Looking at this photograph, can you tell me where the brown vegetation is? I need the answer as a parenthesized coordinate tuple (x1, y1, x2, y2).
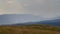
(0, 24, 60, 34)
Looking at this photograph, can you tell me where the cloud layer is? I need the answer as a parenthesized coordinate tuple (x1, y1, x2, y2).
(0, 0, 60, 18)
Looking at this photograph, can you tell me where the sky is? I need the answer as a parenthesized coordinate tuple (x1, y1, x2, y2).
(0, 0, 60, 21)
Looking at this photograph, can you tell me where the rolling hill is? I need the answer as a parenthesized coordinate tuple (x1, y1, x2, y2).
(0, 14, 60, 34)
(7, 19, 60, 26)
(0, 14, 43, 25)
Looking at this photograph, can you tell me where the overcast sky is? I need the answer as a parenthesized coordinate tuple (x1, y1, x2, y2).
(0, 0, 60, 19)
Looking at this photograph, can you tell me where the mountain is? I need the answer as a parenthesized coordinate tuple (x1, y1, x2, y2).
(0, 14, 43, 25)
(0, 14, 60, 26)
(36, 19, 60, 26)
(9, 19, 60, 26)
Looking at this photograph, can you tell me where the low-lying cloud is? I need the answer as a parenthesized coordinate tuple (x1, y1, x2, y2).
(0, 0, 60, 19)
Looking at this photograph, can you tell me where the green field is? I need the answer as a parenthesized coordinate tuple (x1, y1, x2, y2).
(0, 24, 60, 34)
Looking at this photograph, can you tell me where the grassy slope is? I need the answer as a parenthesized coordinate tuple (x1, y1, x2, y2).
(0, 24, 60, 34)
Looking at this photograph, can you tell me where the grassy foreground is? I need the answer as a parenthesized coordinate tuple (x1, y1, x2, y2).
(0, 24, 60, 34)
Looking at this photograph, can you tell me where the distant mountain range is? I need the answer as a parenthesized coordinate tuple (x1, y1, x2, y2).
(36, 19, 60, 26)
(6, 19, 60, 26)
(0, 14, 43, 25)
(0, 14, 60, 26)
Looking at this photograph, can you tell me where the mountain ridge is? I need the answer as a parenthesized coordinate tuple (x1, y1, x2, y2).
(8, 19, 60, 26)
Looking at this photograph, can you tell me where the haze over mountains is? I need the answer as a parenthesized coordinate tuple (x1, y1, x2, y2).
(36, 19, 60, 26)
(10, 19, 60, 26)
(0, 14, 44, 25)
(0, 14, 60, 26)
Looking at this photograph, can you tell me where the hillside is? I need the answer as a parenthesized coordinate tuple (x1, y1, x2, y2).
(0, 14, 43, 25)
(0, 24, 60, 34)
